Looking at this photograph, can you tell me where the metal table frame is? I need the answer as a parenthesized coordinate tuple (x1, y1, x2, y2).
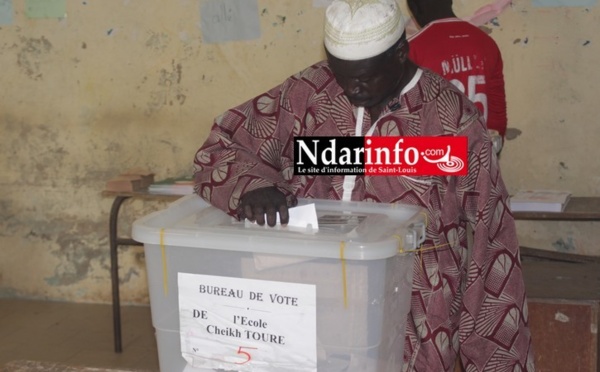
(103, 191, 180, 353)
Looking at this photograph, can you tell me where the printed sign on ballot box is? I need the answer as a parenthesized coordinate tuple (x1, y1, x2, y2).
(178, 273, 317, 371)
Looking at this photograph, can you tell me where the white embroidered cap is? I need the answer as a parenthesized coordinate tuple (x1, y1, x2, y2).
(324, 0, 405, 61)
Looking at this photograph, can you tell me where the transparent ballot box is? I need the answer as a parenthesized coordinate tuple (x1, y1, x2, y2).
(132, 195, 424, 372)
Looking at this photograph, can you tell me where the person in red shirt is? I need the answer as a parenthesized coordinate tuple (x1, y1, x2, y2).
(407, 0, 507, 151)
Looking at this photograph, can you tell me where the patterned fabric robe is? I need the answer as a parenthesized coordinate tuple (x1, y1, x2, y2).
(193, 62, 534, 371)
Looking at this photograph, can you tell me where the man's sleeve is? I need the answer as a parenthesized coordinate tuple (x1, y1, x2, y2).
(485, 44, 508, 138)
(193, 84, 296, 217)
(456, 116, 534, 369)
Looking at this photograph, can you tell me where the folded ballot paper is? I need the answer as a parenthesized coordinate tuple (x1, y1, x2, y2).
(244, 203, 319, 233)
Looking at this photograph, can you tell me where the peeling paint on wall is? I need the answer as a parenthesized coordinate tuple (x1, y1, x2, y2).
(145, 31, 171, 52)
(0, 0, 329, 306)
(146, 59, 187, 115)
(513, 37, 529, 45)
(119, 267, 141, 285)
(552, 236, 576, 252)
(273, 15, 287, 27)
(20, 218, 106, 286)
(0, 200, 19, 237)
(17, 36, 52, 80)
(0, 287, 18, 298)
(505, 128, 522, 141)
(2, 121, 73, 187)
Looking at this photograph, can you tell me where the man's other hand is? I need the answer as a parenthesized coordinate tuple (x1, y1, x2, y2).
(238, 187, 290, 227)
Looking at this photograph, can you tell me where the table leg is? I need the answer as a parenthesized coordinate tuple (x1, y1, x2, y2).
(109, 196, 130, 353)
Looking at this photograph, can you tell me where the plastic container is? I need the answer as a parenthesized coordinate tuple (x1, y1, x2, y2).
(132, 195, 424, 372)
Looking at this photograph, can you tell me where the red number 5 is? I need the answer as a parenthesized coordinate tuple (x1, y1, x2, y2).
(235, 346, 257, 364)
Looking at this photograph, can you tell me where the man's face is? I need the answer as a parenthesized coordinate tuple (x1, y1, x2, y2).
(327, 44, 404, 108)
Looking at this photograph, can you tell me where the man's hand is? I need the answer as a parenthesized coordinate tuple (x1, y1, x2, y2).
(238, 187, 291, 227)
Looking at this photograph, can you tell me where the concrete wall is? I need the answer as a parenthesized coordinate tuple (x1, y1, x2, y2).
(0, 0, 598, 304)
(489, 3, 600, 255)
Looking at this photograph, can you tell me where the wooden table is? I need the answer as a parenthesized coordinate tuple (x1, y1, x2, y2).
(512, 196, 600, 221)
(514, 196, 600, 371)
(101, 190, 181, 353)
(517, 196, 600, 302)
(512, 196, 600, 263)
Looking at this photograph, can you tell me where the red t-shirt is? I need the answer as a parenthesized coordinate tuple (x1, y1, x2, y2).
(409, 18, 507, 137)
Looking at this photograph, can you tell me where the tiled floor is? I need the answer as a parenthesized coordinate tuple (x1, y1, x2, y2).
(0, 299, 159, 371)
